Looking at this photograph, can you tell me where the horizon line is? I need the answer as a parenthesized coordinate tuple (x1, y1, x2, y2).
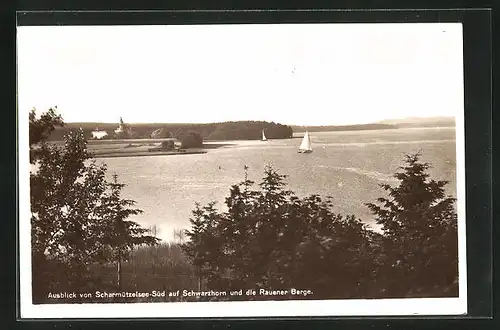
(61, 115, 456, 127)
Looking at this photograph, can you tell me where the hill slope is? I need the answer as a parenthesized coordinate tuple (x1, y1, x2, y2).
(47, 121, 293, 141)
(377, 116, 456, 128)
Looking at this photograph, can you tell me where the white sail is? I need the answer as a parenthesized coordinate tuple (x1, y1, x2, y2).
(298, 131, 312, 153)
(262, 129, 267, 141)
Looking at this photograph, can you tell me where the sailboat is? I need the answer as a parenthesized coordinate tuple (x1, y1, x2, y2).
(298, 131, 313, 153)
(261, 129, 267, 141)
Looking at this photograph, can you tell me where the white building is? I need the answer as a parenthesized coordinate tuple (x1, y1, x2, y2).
(115, 117, 125, 134)
(91, 129, 108, 139)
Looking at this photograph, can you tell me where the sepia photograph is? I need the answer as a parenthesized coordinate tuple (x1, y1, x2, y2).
(18, 22, 467, 318)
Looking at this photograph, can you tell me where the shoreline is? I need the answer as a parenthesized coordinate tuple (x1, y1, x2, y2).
(55, 127, 454, 159)
(93, 151, 207, 159)
(91, 142, 235, 159)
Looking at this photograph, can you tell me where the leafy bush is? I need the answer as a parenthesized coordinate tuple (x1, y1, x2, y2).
(160, 140, 175, 150)
(182, 166, 381, 300)
(176, 131, 203, 149)
(29, 110, 159, 303)
(183, 155, 458, 300)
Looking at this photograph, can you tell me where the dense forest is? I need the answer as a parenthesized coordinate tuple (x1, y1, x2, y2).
(29, 107, 458, 304)
(45, 120, 293, 142)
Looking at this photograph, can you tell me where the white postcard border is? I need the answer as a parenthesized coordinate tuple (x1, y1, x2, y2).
(18, 22, 468, 319)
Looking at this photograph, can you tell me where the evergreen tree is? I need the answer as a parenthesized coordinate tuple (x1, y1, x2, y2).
(183, 156, 457, 301)
(98, 173, 159, 290)
(29, 109, 158, 302)
(366, 152, 458, 297)
(182, 202, 228, 295)
(182, 165, 378, 300)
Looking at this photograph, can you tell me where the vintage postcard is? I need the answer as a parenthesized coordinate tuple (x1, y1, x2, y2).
(18, 22, 467, 318)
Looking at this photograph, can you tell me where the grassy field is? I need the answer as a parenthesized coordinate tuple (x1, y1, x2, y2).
(69, 140, 235, 158)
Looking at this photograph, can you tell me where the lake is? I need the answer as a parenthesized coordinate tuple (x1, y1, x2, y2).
(97, 127, 457, 242)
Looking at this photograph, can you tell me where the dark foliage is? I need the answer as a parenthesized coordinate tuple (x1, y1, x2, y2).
(29, 110, 159, 303)
(183, 154, 458, 300)
(160, 140, 175, 151)
(366, 152, 458, 297)
(182, 166, 382, 300)
(44, 121, 293, 141)
(174, 130, 203, 149)
(29, 106, 64, 162)
(207, 121, 293, 140)
(84, 243, 197, 303)
(29, 106, 64, 147)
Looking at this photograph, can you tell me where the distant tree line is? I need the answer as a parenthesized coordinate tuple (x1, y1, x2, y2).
(207, 121, 293, 140)
(41, 120, 293, 142)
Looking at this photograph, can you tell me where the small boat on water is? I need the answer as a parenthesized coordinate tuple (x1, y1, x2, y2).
(298, 131, 313, 153)
(261, 129, 267, 141)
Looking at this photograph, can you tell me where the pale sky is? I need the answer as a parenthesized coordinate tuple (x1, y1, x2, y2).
(17, 23, 464, 126)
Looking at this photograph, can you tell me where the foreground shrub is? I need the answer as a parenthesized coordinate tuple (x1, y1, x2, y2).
(183, 153, 458, 300)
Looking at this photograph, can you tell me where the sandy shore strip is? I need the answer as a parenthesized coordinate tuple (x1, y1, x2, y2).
(88, 141, 237, 158)
(92, 150, 208, 159)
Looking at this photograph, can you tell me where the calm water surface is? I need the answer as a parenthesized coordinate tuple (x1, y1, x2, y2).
(98, 127, 457, 242)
